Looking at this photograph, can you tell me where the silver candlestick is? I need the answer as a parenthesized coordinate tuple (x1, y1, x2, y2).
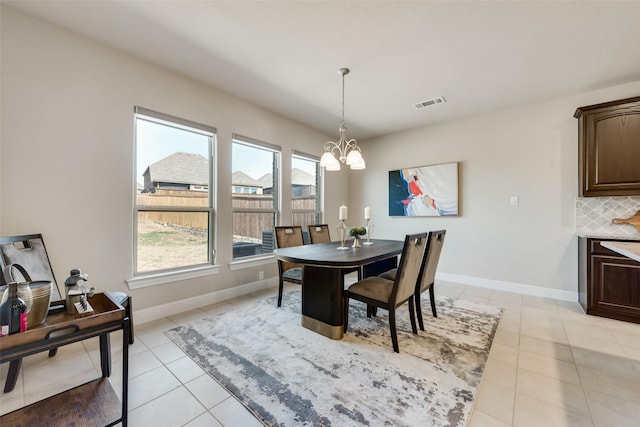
(363, 219, 374, 245)
(337, 220, 349, 250)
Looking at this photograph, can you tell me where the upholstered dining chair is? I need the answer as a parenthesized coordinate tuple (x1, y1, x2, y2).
(344, 232, 427, 353)
(307, 224, 331, 244)
(274, 226, 305, 307)
(308, 224, 362, 282)
(379, 230, 446, 331)
(413, 230, 446, 330)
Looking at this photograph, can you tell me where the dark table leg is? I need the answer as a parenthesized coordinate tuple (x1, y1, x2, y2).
(121, 318, 129, 426)
(301, 266, 345, 339)
(99, 334, 111, 378)
(3, 359, 22, 393)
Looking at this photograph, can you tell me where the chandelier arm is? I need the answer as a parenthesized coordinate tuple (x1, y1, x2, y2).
(344, 138, 359, 151)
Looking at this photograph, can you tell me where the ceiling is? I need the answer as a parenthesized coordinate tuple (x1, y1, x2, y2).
(7, 0, 640, 139)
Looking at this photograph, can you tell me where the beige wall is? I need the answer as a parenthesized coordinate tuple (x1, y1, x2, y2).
(352, 80, 640, 298)
(0, 6, 349, 311)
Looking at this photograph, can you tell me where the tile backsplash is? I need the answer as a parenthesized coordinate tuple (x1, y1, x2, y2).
(576, 196, 640, 238)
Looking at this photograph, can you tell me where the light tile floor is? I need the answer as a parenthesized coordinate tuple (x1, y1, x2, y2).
(1, 281, 640, 426)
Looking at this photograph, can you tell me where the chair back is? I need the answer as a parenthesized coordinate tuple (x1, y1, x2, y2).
(391, 232, 427, 305)
(308, 224, 331, 244)
(274, 226, 304, 271)
(418, 230, 446, 292)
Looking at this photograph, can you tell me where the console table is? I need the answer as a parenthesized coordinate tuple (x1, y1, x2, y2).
(0, 293, 130, 426)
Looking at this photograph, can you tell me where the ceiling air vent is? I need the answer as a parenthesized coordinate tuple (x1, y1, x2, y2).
(414, 96, 447, 110)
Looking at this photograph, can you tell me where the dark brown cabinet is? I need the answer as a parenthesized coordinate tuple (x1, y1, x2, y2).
(579, 237, 640, 323)
(575, 96, 640, 196)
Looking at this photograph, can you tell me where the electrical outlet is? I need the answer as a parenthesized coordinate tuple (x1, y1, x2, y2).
(259, 271, 264, 280)
(510, 195, 519, 206)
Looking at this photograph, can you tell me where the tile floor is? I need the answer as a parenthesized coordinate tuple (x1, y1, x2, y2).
(1, 281, 640, 426)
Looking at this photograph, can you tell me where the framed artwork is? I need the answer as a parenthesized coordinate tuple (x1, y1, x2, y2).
(388, 162, 459, 217)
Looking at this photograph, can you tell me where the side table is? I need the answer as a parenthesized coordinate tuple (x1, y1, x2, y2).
(0, 293, 130, 426)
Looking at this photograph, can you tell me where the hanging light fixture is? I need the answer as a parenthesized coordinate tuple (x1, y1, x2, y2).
(320, 68, 365, 171)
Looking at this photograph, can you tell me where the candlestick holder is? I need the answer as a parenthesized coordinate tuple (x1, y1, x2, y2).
(336, 220, 349, 250)
(363, 219, 375, 245)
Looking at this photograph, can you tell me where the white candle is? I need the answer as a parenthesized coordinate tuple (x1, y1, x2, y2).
(339, 205, 348, 220)
(364, 206, 371, 220)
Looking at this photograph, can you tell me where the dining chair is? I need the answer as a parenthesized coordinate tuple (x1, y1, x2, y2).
(307, 224, 362, 282)
(344, 232, 427, 353)
(307, 224, 331, 244)
(274, 226, 305, 307)
(378, 230, 446, 330)
(414, 230, 446, 330)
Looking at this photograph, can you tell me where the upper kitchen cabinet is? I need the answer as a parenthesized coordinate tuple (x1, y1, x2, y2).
(575, 96, 640, 197)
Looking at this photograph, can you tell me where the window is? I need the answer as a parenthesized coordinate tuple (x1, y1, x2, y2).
(291, 152, 321, 228)
(134, 107, 216, 274)
(232, 135, 280, 259)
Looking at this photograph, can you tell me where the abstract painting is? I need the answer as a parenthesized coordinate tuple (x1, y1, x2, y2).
(389, 162, 459, 216)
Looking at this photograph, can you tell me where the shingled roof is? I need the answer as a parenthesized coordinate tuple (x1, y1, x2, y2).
(145, 152, 208, 185)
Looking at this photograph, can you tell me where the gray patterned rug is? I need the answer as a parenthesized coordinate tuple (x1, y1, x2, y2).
(165, 290, 502, 426)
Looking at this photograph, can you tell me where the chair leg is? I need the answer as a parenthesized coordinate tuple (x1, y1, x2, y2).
(429, 285, 437, 318)
(415, 293, 425, 331)
(389, 309, 399, 353)
(277, 278, 284, 307)
(408, 298, 418, 334)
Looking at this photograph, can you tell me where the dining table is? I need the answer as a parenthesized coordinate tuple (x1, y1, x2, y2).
(273, 239, 404, 339)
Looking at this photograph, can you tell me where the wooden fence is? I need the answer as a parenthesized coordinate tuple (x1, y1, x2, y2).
(137, 189, 317, 239)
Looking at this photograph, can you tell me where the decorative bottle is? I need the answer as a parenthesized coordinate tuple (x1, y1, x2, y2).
(0, 282, 28, 336)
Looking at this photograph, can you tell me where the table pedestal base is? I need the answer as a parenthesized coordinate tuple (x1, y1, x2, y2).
(301, 315, 344, 340)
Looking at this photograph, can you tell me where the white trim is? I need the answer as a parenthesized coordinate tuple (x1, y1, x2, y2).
(127, 265, 221, 289)
(229, 255, 276, 271)
(134, 277, 278, 325)
(437, 272, 578, 302)
(133, 271, 578, 326)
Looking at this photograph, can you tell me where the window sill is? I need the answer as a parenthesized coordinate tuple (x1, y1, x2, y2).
(229, 255, 275, 271)
(127, 264, 221, 289)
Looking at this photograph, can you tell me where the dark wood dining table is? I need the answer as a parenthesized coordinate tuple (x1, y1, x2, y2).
(273, 239, 403, 339)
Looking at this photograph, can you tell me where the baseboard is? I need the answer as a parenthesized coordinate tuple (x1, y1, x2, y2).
(135, 277, 278, 325)
(436, 272, 578, 302)
(135, 273, 578, 326)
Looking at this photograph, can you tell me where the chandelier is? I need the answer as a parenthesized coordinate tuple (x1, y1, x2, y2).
(320, 68, 365, 171)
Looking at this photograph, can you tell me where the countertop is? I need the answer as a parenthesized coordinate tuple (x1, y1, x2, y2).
(601, 241, 640, 263)
(577, 233, 640, 241)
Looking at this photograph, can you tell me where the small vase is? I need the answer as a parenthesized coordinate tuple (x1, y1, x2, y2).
(352, 236, 362, 248)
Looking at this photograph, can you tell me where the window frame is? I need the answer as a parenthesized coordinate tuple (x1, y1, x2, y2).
(291, 151, 322, 226)
(131, 106, 217, 281)
(231, 134, 281, 261)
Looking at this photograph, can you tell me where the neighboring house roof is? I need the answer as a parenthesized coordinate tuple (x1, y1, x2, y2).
(232, 171, 261, 187)
(145, 152, 208, 185)
(292, 168, 315, 186)
(232, 168, 315, 188)
(257, 173, 273, 189)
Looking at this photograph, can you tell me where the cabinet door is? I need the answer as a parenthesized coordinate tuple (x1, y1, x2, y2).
(590, 255, 640, 322)
(580, 100, 640, 196)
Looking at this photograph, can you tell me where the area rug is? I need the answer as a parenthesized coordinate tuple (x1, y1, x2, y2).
(165, 290, 502, 426)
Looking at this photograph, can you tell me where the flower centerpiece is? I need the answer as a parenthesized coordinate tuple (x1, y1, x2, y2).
(348, 226, 367, 247)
